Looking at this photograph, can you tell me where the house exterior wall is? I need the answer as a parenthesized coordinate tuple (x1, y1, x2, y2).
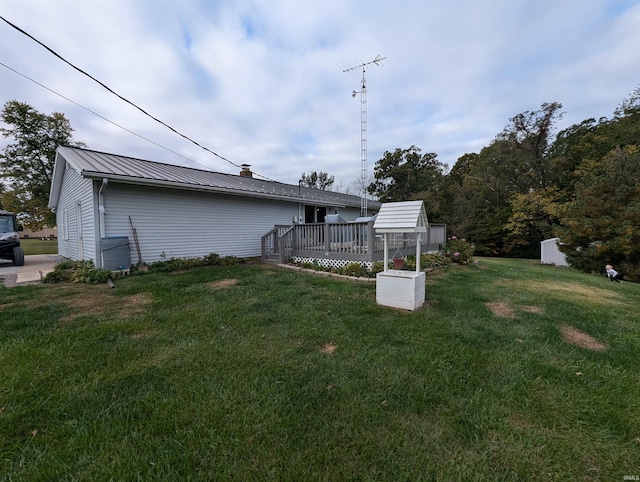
(102, 182, 302, 264)
(55, 163, 96, 262)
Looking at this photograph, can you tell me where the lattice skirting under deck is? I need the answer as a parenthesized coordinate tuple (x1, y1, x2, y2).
(292, 257, 375, 271)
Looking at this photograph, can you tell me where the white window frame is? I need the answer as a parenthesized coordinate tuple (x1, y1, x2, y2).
(62, 209, 69, 240)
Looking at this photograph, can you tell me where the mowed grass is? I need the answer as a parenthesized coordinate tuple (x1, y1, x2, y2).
(1, 258, 638, 480)
(19, 238, 58, 255)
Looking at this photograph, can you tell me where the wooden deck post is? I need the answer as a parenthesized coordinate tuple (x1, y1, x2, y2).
(278, 232, 285, 262)
(367, 221, 375, 263)
(324, 222, 330, 254)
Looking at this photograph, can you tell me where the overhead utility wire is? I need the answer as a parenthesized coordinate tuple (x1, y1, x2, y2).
(1, 62, 202, 167)
(0, 15, 276, 182)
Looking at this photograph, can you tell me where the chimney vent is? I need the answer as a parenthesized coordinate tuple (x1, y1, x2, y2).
(240, 164, 252, 178)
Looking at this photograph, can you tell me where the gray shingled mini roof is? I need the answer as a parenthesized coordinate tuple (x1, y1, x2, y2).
(373, 200, 428, 233)
(49, 147, 381, 211)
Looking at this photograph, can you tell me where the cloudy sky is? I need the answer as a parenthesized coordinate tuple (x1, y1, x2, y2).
(1, 0, 639, 189)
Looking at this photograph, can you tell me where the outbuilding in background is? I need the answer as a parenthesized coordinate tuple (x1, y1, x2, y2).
(541, 238, 569, 267)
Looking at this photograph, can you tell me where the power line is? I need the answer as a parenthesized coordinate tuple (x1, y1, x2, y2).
(1, 63, 276, 182)
(0, 15, 277, 182)
(1, 62, 202, 168)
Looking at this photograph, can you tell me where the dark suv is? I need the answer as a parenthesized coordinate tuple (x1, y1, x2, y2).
(0, 210, 25, 266)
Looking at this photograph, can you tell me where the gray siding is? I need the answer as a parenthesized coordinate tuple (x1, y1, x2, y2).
(55, 163, 96, 261)
(103, 183, 299, 264)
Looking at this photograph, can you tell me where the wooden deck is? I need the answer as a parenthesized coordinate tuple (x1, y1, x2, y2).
(261, 221, 446, 265)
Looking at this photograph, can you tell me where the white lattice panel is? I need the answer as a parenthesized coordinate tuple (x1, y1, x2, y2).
(293, 257, 374, 271)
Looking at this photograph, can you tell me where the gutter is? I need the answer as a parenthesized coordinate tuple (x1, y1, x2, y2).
(81, 171, 357, 209)
(98, 178, 108, 238)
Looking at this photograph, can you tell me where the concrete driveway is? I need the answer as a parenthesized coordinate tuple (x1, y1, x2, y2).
(0, 254, 59, 287)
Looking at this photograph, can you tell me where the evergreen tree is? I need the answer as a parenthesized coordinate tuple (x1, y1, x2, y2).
(299, 171, 335, 190)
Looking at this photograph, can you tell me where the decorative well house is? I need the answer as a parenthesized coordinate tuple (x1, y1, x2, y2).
(373, 201, 429, 311)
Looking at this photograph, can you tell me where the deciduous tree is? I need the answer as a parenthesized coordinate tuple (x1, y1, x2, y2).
(299, 171, 335, 190)
(504, 187, 563, 257)
(367, 146, 445, 213)
(497, 102, 563, 190)
(556, 145, 640, 281)
(0, 100, 84, 228)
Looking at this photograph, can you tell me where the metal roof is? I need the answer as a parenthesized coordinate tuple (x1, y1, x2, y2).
(50, 147, 381, 210)
(373, 200, 429, 233)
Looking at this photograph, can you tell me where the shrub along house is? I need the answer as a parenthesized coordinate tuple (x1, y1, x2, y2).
(48, 146, 381, 269)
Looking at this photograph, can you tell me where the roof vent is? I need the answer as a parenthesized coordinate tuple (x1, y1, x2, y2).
(240, 164, 252, 178)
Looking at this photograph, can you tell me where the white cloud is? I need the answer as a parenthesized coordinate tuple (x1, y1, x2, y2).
(1, 0, 638, 187)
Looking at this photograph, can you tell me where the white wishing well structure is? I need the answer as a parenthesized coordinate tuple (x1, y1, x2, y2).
(373, 200, 428, 311)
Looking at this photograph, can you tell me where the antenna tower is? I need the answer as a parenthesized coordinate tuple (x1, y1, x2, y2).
(343, 54, 386, 217)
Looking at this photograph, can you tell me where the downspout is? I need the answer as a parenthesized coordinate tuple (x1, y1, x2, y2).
(98, 178, 108, 239)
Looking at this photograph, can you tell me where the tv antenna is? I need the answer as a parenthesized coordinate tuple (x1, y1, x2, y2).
(343, 54, 386, 217)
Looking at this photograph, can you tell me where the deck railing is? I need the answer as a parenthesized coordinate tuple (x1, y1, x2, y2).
(261, 225, 293, 263)
(262, 221, 446, 265)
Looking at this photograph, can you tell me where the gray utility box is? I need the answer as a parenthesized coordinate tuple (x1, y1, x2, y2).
(101, 236, 131, 270)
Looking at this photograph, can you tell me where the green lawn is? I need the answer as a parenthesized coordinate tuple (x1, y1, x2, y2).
(1, 258, 638, 480)
(19, 238, 58, 255)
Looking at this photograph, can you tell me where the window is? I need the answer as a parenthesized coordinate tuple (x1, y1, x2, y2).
(304, 205, 327, 223)
(62, 209, 69, 240)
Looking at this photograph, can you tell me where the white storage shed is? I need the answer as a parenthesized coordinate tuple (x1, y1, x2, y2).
(540, 238, 569, 266)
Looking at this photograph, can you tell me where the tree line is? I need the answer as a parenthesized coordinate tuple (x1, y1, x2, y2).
(367, 88, 639, 280)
